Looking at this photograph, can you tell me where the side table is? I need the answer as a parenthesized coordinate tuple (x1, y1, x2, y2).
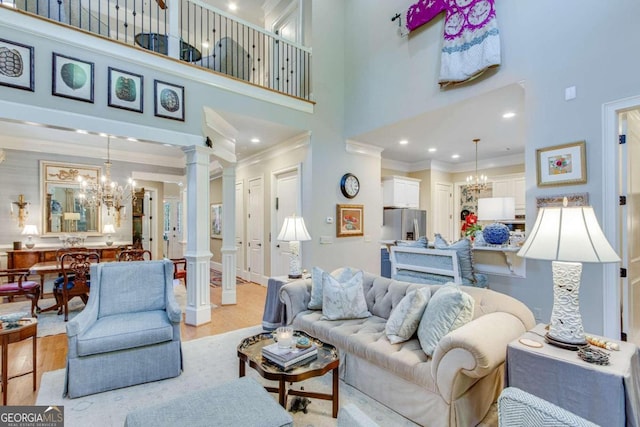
(262, 276, 293, 331)
(1, 318, 37, 405)
(506, 324, 640, 426)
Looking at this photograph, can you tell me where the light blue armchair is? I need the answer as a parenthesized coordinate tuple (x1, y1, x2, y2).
(64, 260, 182, 398)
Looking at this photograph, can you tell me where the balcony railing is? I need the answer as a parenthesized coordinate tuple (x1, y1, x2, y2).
(4, 0, 312, 101)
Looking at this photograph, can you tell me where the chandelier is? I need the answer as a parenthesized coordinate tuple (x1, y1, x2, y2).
(78, 137, 136, 217)
(466, 138, 488, 192)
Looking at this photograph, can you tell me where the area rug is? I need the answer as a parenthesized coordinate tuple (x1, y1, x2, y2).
(0, 284, 188, 337)
(36, 325, 424, 427)
(210, 268, 249, 287)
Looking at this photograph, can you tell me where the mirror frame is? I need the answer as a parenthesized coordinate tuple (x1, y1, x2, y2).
(40, 161, 103, 236)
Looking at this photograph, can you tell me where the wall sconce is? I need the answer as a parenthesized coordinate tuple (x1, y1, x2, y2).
(10, 194, 30, 229)
(114, 205, 126, 228)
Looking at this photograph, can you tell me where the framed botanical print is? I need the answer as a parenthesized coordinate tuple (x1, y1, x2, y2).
(211, 203, 222, 239)
(108, 67, 143, 113)
(154, 80, 185, 121)
(0, 38, 34, 91)
(52, 53, 94, 103)
(336, 204, 364, 237)
(536, 141, 587, 187)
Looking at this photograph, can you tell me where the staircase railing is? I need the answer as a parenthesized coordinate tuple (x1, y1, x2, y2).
(2, 0, 312, 101)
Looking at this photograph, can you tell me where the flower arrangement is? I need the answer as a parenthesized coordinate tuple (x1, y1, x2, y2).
(461, 212, 482, 237)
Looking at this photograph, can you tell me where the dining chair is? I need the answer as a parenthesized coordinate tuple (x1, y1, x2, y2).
(0, 269, 41, 317)
(56, 251, 100, 321)
(171, 258, 187, 286)
(117, 249, 152, 262)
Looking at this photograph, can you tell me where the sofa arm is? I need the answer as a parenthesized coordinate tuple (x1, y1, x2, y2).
(279, 279, 312, 325)
(430, 312, 529, 403)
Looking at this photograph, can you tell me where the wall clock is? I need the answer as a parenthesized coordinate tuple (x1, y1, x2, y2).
(340, 173, 360, 199)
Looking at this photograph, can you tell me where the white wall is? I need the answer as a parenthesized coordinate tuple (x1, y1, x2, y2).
(344, 0, 640, 334)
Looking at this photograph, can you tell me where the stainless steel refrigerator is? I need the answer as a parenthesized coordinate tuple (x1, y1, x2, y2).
(382, 208, 427, 241)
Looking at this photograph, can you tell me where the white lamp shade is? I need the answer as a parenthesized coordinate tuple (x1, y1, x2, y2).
(63, 212, 81, 221)
(477, 197, 515, 221)
(517, 206, 620, 263)
(21, 224, 39, 235)
(103, 224, 116, 234)
(277, 216, 311, 242)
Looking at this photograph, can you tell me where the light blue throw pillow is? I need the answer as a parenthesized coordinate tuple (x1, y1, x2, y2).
(434, 234, 477, 285)
(385, 287, 431, 344)
(308, 267, 357, 310)
(417, 284, 474, 357)
(321, 270, 371, 321)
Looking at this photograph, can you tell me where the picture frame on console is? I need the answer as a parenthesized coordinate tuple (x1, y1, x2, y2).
(336, 204, 363, 238)
(536, 140, 587, 187)
(154, 80, 185, 121)
(0, 38, 34, 92)
(108, 67, 144, 113)
(52, 53, 94, 103)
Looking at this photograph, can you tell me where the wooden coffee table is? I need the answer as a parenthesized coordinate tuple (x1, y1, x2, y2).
(237, 331, 340, 418)
(0, 316, 37, 405)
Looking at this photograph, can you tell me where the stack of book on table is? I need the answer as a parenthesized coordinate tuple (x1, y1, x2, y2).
(262, 342, 318, 370)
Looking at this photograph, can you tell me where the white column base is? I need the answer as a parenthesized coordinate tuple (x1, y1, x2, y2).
(221, 246, 237, 305)
(184, 253, 212, 326)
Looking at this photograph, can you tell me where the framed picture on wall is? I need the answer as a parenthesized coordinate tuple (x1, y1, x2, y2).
(52, 53, 94, 103)
(0, 38, 34, 92)
(536, 141, 587, 187)
(108, 67, 144, 113)
(336, 204, 364, 237)
(211, 203, 222, 239)
(154, 80, 185, 121)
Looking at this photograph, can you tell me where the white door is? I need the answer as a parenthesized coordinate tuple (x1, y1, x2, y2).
(248, 177, 264, 283)
(621, 109, 640, 345)
(271, 2, 306, 97)
(434, 182, 453, 242)
(273, 169, 299, 277)
(235, 181, 245, 277)
(163, 198, 183, 259)
(142, 190, 153, 254)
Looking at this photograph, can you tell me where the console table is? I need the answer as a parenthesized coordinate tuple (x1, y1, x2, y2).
(507, 324, 640, 426)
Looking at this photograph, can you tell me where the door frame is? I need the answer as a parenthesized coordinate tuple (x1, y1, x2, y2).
(247, 175, 265, 285)
(270, 163, 302, 277)
(603, 94, 640, 339)
(433, 181, 454, 242)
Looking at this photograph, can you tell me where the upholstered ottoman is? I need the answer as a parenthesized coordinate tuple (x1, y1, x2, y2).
(124, 377, 293, 427)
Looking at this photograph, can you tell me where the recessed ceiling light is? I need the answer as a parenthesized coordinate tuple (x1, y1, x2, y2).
(228, 2, 237, 11)
(163, 143, 172, 147)
(99, 132, 108, 137)
(127, 137, 138, 142)
(202, 41, 209, 49)
(451, 154, 460, 159)
(502, 112, 516, 119)
(428, 148, 437, 153)
(76, 129, 88, 134)
(399, 139, 409, 145)
(250, 138, 260, 143)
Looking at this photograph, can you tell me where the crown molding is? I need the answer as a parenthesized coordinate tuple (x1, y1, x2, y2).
(345, 140, 384, 159)
(237, 131, 311, 170)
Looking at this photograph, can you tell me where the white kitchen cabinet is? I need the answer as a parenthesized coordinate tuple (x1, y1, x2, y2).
(382, 176, 421, 208)
(491, 174, 525, 215)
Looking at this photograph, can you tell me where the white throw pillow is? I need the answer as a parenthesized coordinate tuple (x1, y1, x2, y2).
(321, 270, 371, 320)
(308, 266, 356, 310)
(417, 284, 474, 357)
(386, 287, 431, 344)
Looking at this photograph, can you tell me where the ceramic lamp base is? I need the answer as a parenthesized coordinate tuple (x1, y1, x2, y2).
(546, 260, 587, 350)
(482, 222, 510, 245)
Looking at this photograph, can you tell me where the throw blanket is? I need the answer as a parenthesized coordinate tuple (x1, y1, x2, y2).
(405, 0, 501, 86)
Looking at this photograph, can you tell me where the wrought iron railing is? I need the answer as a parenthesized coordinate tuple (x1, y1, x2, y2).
(3, 0, 312, 100)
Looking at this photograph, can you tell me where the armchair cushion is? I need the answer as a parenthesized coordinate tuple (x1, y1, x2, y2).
(0, 280, 38, 291)
(77, 310, 174, 357)
(98, 261, 166, 317)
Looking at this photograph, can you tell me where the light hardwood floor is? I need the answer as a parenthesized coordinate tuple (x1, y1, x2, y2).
(3, 282, 267, 405)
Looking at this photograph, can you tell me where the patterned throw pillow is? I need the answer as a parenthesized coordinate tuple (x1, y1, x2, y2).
(434, 234, 477, 284)
(321, 270, 371, 321)
(308, 267, 356, 310)
(417, 284, 474, 357)
(385, 287, 431, 344)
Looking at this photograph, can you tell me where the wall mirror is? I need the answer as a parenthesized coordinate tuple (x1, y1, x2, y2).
(40, 161, 102, 235)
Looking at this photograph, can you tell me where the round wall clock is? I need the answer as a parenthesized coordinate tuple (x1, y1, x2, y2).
(340, 173, 360, 199)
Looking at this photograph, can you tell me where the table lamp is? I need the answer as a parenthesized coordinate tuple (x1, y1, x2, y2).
(21, 224, 38, 249)
(277, 214, 311, 279)
(517, 199, 620, 350)
(478, 197, 515, 245)
(103, 224, 116, 246)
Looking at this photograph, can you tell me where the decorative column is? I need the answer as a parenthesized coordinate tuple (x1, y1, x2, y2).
(221, 165, 237, 305)
(182, 145, 212, 326)
(166, 0, 180, 60)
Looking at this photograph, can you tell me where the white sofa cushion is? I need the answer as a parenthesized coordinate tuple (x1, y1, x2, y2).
(321, 270, 371, 320)
(308, 266, 357, 310)
(386, 287, 431, 344)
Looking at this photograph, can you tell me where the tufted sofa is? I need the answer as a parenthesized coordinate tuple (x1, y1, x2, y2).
(280, 271, 535, 427)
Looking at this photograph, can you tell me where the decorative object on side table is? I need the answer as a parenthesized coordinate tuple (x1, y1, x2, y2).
(21, 224, 38, 249)
(277, 215, 311, 279)
(478, 197, 515, 245)
(0, 312, 30, 329)
(103, 224, 116, 246)
(517, 197, 620, 350)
